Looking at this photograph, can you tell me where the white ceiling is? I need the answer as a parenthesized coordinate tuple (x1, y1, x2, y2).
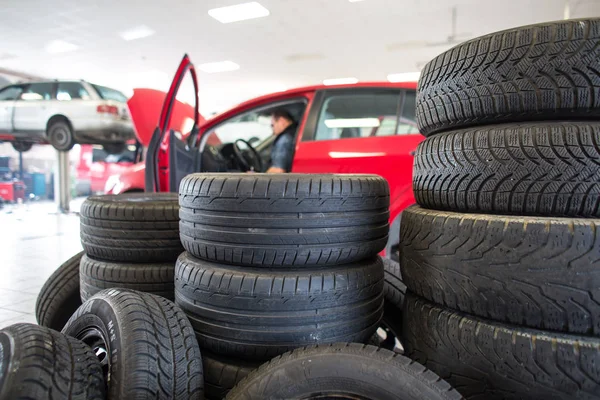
(1, 0, 599, 114)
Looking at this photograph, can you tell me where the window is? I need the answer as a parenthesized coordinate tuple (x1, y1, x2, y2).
(20, 82, 54, 101)
(313, 90, 418, 140)
(57, 82, 90, 101)
(206, 110, 274, 145)
(0, 85, 23, 101)
(91, 84, 128, 102)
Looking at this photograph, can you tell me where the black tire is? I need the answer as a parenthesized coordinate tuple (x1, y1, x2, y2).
(384, 258, 406, 309)
(35, 251, 82, 331)
(400, 206, 600, 335)
(62, 288, 204, 399)
(413, 122, 600, 217)
(403, 294, 600, 400)
(226, 343, 463, 400)
(203, 351, 260, 400)
(80, 193, 182, 262)
(79, 254, 175, 302)
(416, 18, 600, 136)
(47, 120, 75, 151)
(175, 252, 384, 360)
(11, 141, 32, 153)
(179, 173, 389, 267)
(102, 142, 126, 155)
(0, 323, 104, 400)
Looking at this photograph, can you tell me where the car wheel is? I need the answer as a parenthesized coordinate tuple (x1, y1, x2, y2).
(62, 288, 204, 399)
(102, 142, 126, 155)
(11, 141, 33, 152)
(35, 251, 82, 331)
(416, 18, 600, 135)
(403, 294, 600, 400)
(203, 351, 260, 400)
(400, 206, 600, 335)
(79, 254, 175, 301)
(47, 120, 75, 151)
(0, 323, 104, 400)
(226, 343, 463, 400)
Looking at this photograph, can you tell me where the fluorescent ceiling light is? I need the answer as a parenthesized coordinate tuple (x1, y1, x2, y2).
(120, 25, 155, 41)
(349, 0, 367, 2)
(208, 2, 270, 24)
(387, 72, 421, 82)
(45, 40, 78, 53)
(325, 118, 380, 128)
(323, 77, 358, 86)
(199, 61, 240, 73)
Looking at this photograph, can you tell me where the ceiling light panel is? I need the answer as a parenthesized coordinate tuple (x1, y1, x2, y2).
(208, 2, 270, 24)
(45, 40, 78, 54)
(199, 61, 240, 73)
(323, 77, 358, 86)
(120, 25, 155, 41)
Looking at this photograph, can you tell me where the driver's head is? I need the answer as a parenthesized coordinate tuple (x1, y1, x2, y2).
(271, 109, 294, 136)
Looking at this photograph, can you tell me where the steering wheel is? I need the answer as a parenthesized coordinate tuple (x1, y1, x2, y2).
(233, 139, 263, 172)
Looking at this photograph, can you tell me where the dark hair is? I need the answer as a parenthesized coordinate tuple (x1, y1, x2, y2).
(272, 108, 295, 123)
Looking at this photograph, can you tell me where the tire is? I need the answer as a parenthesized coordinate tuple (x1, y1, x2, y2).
(383, 258, 406, 309)
(11, 141, 32, 153)
(416, 18, 600, 136)
(35, 251, 82, 331)
(403, 294, 600, 400)
(62, 288, 204, 399)
(80, 193, 182, 262)
(400, 206, 600, 335)
(203, 351, 260, 400)
(226, 343, 463, 400)
(79, 254, 175, 302)
(413, 122, 600, 217)
(179, 173, 389, 267)
(0, 323, 104, 400)
(175, 252, 384, 360)
(102, 142, 126, 155)
(47, 120, 75, 151)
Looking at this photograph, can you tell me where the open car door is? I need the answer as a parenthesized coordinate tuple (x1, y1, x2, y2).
(145, 54, 201, 193)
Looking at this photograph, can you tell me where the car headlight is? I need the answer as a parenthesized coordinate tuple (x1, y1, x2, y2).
(104, 175, 121, 194)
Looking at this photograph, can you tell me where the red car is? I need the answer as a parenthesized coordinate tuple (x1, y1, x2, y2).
(107, 55, 423, 256)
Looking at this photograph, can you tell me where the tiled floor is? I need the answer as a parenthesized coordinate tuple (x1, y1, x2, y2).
(0, 200, 83, 329)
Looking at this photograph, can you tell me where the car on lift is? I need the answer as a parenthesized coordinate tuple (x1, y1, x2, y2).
(0, 80, 135, 153)
(105, 55, 424, 258)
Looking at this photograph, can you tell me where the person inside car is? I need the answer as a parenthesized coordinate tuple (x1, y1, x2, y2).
(267, 108, 298, 173)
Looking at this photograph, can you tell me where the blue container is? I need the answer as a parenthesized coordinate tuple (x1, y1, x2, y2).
(31, 173, 46, 197)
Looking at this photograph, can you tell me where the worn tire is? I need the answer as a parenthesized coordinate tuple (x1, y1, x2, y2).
(226, 343, 463, 400)
(35, 251, 82, 331)
(175, 252, 384, 360)
(414, 122, 600, 217)
(179, 173, 389, 267)
(62, 289, 204, 399)
(80, 193, 182, 262)
(400, 206, 600, 335)
(384, 258, 406, 309)
(79, 254, 175, 302)
(403, 294, 600, 400)
(203, 351, 260, 400)
(0, 323, 104, 400)
(416, 18, 600, 135)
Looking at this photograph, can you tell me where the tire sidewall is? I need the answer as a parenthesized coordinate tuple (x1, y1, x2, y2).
(0, 332, 13, 399)
(48, 121, 74, 151)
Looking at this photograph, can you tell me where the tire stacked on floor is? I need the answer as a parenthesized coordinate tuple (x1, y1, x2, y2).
(401, 18, 600, 400)
(175, 173, 390, 399)
(78, 193, 184, 302)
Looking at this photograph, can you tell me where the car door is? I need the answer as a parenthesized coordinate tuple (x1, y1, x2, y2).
(12, 82, 56, 134)
(292, 87, 424, 250)
(0, 85, 24, 133)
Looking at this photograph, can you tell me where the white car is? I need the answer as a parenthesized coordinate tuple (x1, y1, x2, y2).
(0, 80, 135, 153)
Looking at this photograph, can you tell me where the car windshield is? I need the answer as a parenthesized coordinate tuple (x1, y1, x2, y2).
(92, 84, 128, 102)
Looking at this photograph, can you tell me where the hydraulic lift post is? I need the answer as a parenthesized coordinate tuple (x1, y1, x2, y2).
(55, 150, 70, 213)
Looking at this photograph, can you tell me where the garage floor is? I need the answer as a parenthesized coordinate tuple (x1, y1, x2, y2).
(0, 201, 82, 329)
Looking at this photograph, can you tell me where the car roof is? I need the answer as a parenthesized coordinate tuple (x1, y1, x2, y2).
(202, 81, 417, 128)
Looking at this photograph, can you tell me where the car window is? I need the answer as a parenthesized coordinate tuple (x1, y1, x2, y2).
(91, 84, 128, 102)
(0, 86, 23, 101)
(397, 91, 419, 135)
(205, 110, 275, 145)
(314, 92, 401, 140)
(20, 82, 54, 101)
(57, 82, 91, 101)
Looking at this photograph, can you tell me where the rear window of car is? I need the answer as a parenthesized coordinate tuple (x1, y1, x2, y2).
(91, 84, 128, 102)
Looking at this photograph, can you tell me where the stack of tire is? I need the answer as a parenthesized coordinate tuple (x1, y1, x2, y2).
(175, 173, 390, 399)
(401, 18, 600, 400)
